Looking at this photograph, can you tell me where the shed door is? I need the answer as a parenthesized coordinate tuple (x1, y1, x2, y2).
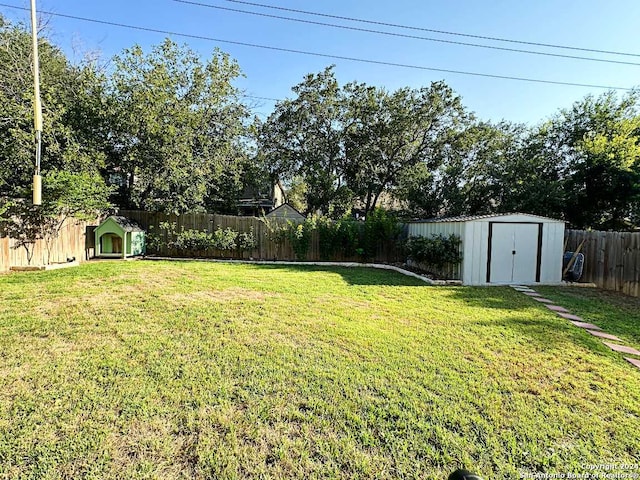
(488, 223, 541, 284)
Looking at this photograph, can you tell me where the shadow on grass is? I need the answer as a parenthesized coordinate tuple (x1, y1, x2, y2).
(443, 286, 533, 311)
(443, 287, 616, 356)
(475, 314, 614, 356)
(237, 263, 431, 287)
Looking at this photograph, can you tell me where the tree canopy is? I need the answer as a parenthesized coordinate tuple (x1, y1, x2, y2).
(105, 39, 250, 214)
(1, 15, 639, 230)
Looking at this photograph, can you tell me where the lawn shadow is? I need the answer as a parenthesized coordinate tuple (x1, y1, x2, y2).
(443, 286, 534, 311)
(443, 287, 616, 355)
(241, 263, 431, 287)
(473, 314, 614, 356)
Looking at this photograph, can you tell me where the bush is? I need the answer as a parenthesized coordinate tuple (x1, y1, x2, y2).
(173, 228, 214, 253)
(362, 209, 403, 260)
(146, 221, 177, 254)
(263, 217, 314, 261)
(237, 227, 257, 255)
(148, 223, 242, 257)
(211, 227, 238, 252)
(287, 220, 313, 261)
(317, 215, 360, 260)
(405, 234, 462, 270)
(317, 210, 403, 261)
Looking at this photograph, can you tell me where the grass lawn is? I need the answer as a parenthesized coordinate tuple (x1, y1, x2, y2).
(536, 285, 640, 350)
(0, 261, 639, 479)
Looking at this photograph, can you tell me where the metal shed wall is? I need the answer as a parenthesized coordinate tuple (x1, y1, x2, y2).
(410, 213, 565, 285)
(538, 220, 565, 284)
(462, 220, 490, 285)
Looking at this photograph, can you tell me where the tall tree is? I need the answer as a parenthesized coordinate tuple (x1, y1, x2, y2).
(541, 91, 640, 229)
(0, 16, 104, 198)
(107, 39, 250, 214)
(343, 81, 466, 216)
(257, 66, 350, 216)
(527, 91, 640, 229)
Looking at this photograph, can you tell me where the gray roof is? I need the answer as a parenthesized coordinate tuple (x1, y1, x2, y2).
(411, 212, 565, 223)
(106, 216, 144, 232)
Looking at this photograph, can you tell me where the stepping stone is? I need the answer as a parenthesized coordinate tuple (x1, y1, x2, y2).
(513, 286, 535, 291)
(568, 320, 602, 331)
(586, 330, 622, 341)
(603, 342, 640, 356)
(532, 297, 554, 303)
(545, 304, 570, 313)
(557, 312, 585, 322)
(522, 291, 543, 297)
(625, 357, 640, 370)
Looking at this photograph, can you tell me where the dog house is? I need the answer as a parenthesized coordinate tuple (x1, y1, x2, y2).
(94, 216, 145, 258)
(408, 213, 565, 285)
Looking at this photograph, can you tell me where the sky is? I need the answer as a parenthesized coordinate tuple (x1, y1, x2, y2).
(1, 0, 639, 125)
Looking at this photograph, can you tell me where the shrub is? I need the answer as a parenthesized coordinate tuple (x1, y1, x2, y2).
(362, 209, 403, 261)
(317, 210, 403, 261)
(287, 220, 313, 261)
(405, 234, 462, 270)
(237, 227, 258, 255)
(262, 218, 289, 259)
(173, 228, 214, 254)
(211, 227, 238, 252)
(146, 222, 178, 254)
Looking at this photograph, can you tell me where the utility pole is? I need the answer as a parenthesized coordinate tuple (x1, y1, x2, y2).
(30, 0, 43, 205)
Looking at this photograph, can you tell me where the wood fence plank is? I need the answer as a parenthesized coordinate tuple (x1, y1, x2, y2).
(565, 229, 640, 297)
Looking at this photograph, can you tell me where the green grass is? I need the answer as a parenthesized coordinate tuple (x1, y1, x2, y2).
(0, 261, 639, 479)
(536, 285, 640, 350)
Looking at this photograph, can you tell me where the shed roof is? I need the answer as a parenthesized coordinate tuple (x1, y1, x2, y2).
(103, 216, 144, 232)
(411, 212, 565, 224)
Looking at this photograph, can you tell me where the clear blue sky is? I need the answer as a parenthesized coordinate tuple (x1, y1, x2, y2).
(2, 0, 639, 125)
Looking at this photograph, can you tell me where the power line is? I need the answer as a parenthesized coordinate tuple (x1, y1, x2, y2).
(172, 0, 640, 67)
(0, 3, 633, 92)
(219, 0, 640, 59)
(243, 94, 281, 102)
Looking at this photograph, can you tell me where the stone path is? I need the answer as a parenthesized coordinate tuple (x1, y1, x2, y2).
(511, 285, 640, 371)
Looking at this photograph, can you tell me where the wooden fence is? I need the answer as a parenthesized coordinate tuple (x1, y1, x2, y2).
(119, 210, 401, 263)
(0, 218, 95, 273)
(565, 229, 640, 297)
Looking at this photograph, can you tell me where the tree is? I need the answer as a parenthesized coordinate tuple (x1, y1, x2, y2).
(430, 121, 529, 216)
(539, 90, 640, 229)
(258, 68, 468, 218)
(0, 16, 105, 198)
(0, 199, 44, 265)
(257, 66, 351, 216)
(499, 123, 565, 218)
(39, 170, 112, 264)
(106, 39, 250, 214)
(0, 170, 112, 265)
(344, 81, 466, 216)
(557, 92, 640, 228)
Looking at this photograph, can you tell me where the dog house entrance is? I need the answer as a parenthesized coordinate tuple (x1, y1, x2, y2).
(101, 233, 123, 254)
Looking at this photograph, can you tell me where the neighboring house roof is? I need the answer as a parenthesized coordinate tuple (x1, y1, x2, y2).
(264, 203, 306, 220)
(238, 181, 286, 209)
(411, 212, 565, 223)
(104, 216, 145, 232)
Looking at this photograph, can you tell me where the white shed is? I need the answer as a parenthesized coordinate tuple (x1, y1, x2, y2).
(408, 213, 565, 286)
